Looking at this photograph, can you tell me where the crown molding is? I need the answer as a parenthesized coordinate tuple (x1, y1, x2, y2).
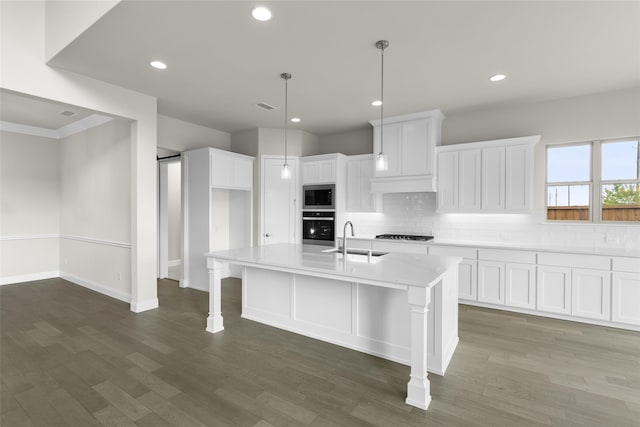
(0, 113, 114, 139)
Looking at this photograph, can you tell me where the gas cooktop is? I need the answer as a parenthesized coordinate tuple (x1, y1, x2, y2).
(375, 234, 434, 241)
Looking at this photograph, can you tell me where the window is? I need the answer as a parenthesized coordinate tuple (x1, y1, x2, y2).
(546, 138, 640, 223)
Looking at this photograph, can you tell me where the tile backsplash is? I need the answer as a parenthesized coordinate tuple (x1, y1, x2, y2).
(344, 192, 640, 251)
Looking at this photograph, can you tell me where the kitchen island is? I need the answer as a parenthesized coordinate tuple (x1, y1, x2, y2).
(204, 243, 461, 410)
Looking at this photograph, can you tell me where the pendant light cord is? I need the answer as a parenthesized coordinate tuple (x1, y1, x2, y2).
(284, 76, 288, 164)
(380, 43, 384, 154)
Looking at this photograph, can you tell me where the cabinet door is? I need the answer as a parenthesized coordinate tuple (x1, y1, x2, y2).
(481, 147, 505, 210)
(612, 272, 640, 326)
(232, 158, 253, 189)
(437, 151, 458, 210)
(478, 261, 505, 305)
(358, 158, 375, 211)
(505, 263, 536, 309)
(373, 123, 402, 177)
(318, 160, 336, 183)
(458, 259, 477, 301)
(302, 162, 319, 184)
(571, 268, 611, 321)
(458, 149, 481, 210)
(537, 266, 571, 314)
(211, 153, 233, 187)
(505, 144, 531, 210)
(346, 160, 361, 212)
(401, 119, 430, 176)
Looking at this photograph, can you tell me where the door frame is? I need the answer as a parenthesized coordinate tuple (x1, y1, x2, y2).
(157, 155, 182, 279)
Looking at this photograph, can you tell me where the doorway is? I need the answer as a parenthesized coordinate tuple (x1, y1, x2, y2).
(158, 155, 182, 281)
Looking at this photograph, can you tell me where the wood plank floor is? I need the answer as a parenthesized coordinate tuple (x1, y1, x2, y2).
(2, 277, 639, 427)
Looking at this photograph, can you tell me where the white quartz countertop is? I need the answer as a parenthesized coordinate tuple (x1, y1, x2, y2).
(205, 243, 461, 289)
(336, 235, 640, 258)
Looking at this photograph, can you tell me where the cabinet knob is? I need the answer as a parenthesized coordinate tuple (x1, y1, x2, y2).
(265, 233, 272, 237)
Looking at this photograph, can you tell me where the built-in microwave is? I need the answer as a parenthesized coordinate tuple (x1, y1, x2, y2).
(303, 184, 335, 210)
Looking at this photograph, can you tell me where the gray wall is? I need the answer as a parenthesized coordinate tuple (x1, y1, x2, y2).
(317, 127, 373, 155)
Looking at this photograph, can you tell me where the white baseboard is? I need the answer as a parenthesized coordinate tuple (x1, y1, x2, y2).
(60, 271, 131, 303)
(168, 259, 181, 267)
(130, 298, 159, 313)
(0, 271, 59, 285)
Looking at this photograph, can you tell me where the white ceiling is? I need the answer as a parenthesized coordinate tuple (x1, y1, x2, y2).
(48, 1, 640, 136)
(0, 90, 96, 129)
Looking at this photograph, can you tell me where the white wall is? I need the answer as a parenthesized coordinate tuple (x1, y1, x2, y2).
(167, 161, 181, 262)
(0, 131, 61, 283)
(1, 1, 158, 311)
(59, 119, 132, 300)
(157, 114, 231, 152)
(317, 127, 373, 155)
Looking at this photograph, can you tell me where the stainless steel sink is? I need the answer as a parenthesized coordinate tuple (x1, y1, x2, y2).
(322, 248, 389, 257)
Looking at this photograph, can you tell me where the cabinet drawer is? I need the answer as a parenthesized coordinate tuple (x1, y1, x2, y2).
(478, 248, 535, 264)
(612, 257, 640, 273)
(429, 245, 477, 259)
(537, 252, 610, 270)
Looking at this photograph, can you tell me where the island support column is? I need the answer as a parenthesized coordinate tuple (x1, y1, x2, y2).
(206, 258, 225, 333)
(406, 285, 432, 410)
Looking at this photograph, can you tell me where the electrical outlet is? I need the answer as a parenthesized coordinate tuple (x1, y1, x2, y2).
(64, 257, 68, 265)
(117, 272, 122, 281)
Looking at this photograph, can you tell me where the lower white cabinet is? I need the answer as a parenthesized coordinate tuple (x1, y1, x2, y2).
(571, 268, 611, 321)
(537, 266, 572, 315)
(505, 263, 536, 309)
(458, 260, 478, 301)
(612, 272, 640, 326)
(478, 261, 505, 305)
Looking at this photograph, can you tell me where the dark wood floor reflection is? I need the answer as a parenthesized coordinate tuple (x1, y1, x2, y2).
(2, 277, 639, 426)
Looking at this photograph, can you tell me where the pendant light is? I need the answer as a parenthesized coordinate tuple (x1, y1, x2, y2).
(375, 40, 389, 172)
(281, 72, 292, 179)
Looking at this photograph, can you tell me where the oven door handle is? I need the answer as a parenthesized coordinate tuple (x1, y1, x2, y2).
(303, 217, 334, 221)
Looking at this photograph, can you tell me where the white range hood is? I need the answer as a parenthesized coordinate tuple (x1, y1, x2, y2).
(369, 109, 444, 194)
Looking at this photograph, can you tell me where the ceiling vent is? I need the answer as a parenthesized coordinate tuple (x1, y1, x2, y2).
(59, 110, 77, 117)
(256, 102, 276, 111)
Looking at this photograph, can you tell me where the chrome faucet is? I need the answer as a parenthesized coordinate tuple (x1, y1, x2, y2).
(342, 221, 355, 257)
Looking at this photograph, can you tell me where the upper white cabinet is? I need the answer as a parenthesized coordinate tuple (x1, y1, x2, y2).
(437, 135, 539, 212)
(369, 110, 444, 193)
(436, 148, 481, 211)
(346, 154, 379, 212)
(302, 158, 336, 184)
(211, 151, 253, 190)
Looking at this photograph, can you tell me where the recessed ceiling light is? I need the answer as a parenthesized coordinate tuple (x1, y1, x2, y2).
(489, 74, 506, 82)
(150, 60, 167, 70)
(371, 100, 382, 106)
(291, 117, 301, 123)
(251, 6, 272, 21)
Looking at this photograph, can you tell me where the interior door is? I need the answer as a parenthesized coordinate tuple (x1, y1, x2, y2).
(262, 156, 298, 245)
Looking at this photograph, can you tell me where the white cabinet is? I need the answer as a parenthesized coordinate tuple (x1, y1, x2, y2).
(436, 149, 481, 211)
(302, 159, 336, 184)
(505, 263, 536, 309)
(429, 245, 477, 302)
(537, 266, 572, 315)
(571, 268, 611, 321)
(481, 147, 505, 210)
(436, 136, 539, 212)
(346, 155, 378, 212)
(612, 272, 640, 326)
(505, 144, 533, 210)
(478, 261, 505, 305)
(369, 110, 444, 193)
(211, 151, 253, 190)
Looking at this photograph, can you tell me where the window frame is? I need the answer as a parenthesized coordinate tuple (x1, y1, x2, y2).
(545, 137, 640, 224)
